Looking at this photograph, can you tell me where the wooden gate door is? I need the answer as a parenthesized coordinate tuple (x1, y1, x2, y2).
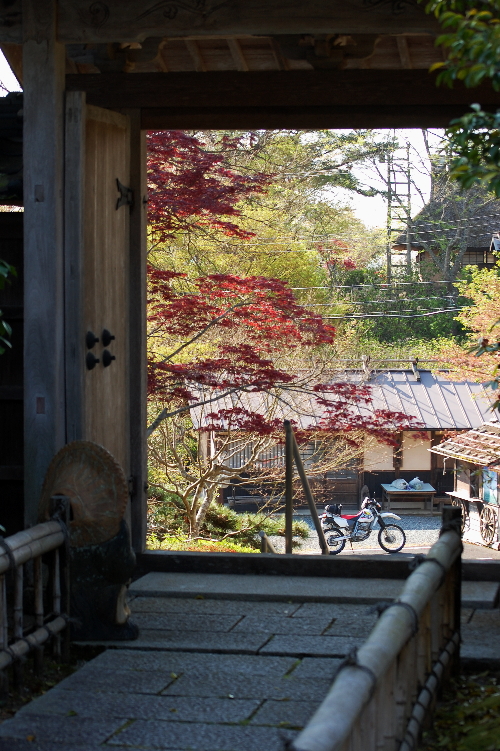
(64, 94, 131, 480)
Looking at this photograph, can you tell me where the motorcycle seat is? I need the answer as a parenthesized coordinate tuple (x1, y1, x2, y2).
(341, 513, 361, 520)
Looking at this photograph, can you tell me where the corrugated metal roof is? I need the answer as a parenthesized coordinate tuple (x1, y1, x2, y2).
(430, 422, 500, 468)
(366, 370, 497, 430)
(191, 370, 498, 431)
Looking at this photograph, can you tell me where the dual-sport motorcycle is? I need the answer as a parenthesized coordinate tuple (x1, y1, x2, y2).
(320, 497, 406, 555)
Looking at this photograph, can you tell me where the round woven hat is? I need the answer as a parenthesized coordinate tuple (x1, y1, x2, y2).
(39, 441, 128, 548)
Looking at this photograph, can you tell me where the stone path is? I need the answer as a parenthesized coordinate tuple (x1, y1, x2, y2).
(0, 573, 498, 751)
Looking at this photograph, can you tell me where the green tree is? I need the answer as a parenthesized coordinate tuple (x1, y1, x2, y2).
(425, 1, 500, 193)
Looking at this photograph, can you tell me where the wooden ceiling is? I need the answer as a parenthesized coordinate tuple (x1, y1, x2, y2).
(1, 1, 498, 128)
(63, 34, 445, 74)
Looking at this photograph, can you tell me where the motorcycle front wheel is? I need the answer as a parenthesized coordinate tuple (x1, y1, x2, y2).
(378, 524, 406, 553)
(325, 528, 346, 556)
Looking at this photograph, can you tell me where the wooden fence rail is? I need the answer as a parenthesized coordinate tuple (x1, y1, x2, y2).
(292, 507, 462, 751)
(0, 500, 70, 681)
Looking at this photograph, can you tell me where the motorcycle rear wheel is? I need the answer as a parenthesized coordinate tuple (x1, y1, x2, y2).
(326, 528, 346, 555)
(378, 524, 406, 553)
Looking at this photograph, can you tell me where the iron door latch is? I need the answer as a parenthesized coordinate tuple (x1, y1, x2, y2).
(116, 179, 134, 210)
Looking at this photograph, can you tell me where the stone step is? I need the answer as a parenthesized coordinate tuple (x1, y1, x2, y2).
(129, 572, 499, 609)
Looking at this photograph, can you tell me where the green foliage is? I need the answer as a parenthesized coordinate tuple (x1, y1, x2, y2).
(418, 670, 500, 751)
(426, 2, 500, 89)
(422, 2, 500, 194)
(147, 485, 310, 550)
(447, 105, 500, 195)
(0, 258, 15, 354)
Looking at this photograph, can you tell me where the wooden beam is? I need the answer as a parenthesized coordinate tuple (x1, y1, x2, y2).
(66, 69, 500, 111)
(138, 105, 490, 129)
(58, 0, 441, 43)
(396, 36, 412, 69)
(64, 91, 86, 444)
(0, 1, 441, 44)
(122, 109, 148, 553)
(184, 39, 207, 72)
(23, 0, 66, 524)
(227, 39, 249, 72)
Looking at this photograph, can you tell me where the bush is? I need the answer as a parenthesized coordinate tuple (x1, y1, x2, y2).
(147, 488, 310, 550)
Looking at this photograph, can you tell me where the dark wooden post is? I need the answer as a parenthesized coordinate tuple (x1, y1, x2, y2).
(124, 109, 148, 552)
(284, 420, 293, 554)
(22, 0, 66, 524)
(64, 91, 86, 443)
(441, 504, 462, 676)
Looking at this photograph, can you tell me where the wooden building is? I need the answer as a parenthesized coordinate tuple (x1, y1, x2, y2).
(1, 1, 500, 550)
(430, 423, 500, 550)
(196, 368, 498, 510)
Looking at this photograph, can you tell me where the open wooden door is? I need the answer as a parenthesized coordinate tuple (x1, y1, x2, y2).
(64, 95, 131, 490)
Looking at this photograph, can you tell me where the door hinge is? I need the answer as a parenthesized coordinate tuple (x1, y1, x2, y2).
(116, 178, 134, 210)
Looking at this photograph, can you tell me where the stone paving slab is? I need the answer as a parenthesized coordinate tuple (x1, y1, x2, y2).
(130, 597, 301, 616)
(17, 690, 260, 724)
(90, 650, 298, 676)
(290, 657, 342, 680)
(291, 603, 372, 618)
(106, 720, 297, 750)
(462, 581, 499, 609)
(231, 614, 334, 636)
(57, 668, 177, 694)
(87, 631, 270, 654)
(161, 675, 334, 702)
(260, 634, 364, 657)
(323, 615, 378, 637)
(461, 608, 500, 667)
(0, 716, 126, 746)
(250, 699, 320, 728)
(129, 573, 403, 603)
(0, 743, 119, 751)
(131, 613, 242, 632)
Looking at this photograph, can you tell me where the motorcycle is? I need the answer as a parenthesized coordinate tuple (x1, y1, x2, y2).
(320, 497, 406, 555)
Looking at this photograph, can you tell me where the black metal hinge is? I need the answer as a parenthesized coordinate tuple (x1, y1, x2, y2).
(116, 179, 134, 210)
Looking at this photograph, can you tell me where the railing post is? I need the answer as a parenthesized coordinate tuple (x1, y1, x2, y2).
(51, 495, 71, 663)
(284, 420, 294, 554)
(284, 420, 329, 555)
(441, 504, 462, 676)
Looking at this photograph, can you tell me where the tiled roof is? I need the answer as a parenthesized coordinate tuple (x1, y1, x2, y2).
(430, 422, 500, 468)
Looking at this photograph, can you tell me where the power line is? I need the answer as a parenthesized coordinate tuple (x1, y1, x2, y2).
(304, 296, 456, 307)
(292, 281, 452, 290)
(322, 306, 465, 319)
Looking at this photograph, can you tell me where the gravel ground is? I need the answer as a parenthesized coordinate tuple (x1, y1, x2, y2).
(270, 514, 441, 554)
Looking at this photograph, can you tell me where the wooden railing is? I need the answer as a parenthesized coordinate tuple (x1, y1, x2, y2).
(292, 507, 462, 751)
(0, 498, 70, 684)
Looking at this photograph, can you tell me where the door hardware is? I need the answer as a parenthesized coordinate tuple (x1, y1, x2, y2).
(86, 330, 99, 349)
(102, 349, 116, 368)
(102, 329, 115, 347)
(116, 178, 134, 210)
(86, 352, 100, 370)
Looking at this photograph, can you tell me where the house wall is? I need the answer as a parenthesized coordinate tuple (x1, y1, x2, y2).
(401, 431, 431, 471)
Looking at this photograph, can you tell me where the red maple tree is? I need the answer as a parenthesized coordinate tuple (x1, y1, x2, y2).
(146, 131, 422, 442)
(147, 269, 421, 443)
(147, 130, 269, 241)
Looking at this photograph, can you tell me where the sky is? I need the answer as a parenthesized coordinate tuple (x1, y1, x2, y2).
(0, 51, 439, 231)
